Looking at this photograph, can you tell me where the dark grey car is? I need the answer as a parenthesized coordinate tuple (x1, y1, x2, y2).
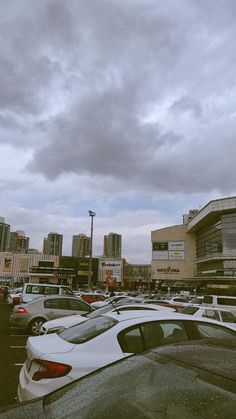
(0, 340, 235, 418)
(10, 295, 93, 335)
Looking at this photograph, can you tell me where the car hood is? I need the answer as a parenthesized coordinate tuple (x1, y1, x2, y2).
(27, 333, 75, 357)
(45, 314, 86, 329)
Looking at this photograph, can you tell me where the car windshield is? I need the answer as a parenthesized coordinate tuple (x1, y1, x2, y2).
(44, 349, 236, 418)
(86, 305, 114, 318)
(180, 306, 199, 315)
(59, 315, 118, 344)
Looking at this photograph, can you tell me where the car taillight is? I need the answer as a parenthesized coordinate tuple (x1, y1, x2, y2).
(15, 307, 28, 314)
(32, 359, 72, 381)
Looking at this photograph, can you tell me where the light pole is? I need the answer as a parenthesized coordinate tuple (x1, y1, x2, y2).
(88, 210, 96, 289)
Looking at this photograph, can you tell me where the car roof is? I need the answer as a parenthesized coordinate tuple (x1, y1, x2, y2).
(185, 305, 236, 313)
(101, 310, 219, 323)
(23, 294, 86, 304)
(111, 303, 174, 312)
(100, 310, 236, 330)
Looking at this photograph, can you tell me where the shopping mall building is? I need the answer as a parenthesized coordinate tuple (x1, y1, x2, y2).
(151, 196, 236, 295)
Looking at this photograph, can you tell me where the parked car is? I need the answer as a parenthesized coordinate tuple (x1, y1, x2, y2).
(41, 303, 175, 334)
(144, 299, 184, 311)
(2, 340, 236, 418)
(179, 305, 236, 329)
(6, 287, 22, 305)
(10, 295, 93, 335)
(91, 295, 140, 308)
(20, 283, 74, 304)
(202, 295, 236, 314)
(80, 293, 106, 304)
(17, 310, 236, 401)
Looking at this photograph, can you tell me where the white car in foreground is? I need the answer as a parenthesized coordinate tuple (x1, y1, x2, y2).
(40, 303, 175, 334)
(179, 305, 236, 329)
(18, 311, 236, 402)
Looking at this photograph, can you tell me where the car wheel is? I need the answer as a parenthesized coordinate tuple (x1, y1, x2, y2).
(29, 318, 45, 335)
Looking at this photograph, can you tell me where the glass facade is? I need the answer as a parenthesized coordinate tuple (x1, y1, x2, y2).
(196, 220, 222, 259)
(222, 214, 236, 256)
(196, 213, 236, 278)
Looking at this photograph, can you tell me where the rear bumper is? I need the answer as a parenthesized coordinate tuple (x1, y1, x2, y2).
(18, 362, 72, 402)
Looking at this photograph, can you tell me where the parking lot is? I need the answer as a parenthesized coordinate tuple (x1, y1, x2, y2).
(0, 297, 28, 409)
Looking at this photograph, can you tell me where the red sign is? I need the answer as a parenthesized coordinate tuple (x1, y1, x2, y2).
(106, 270, 113, 275)
(105, 277, 116, 286)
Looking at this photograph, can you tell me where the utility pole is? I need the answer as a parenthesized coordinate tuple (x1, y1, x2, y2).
(88, 210, 96, 288)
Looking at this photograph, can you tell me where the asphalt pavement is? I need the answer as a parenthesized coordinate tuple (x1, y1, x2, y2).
(0, 297, 28, 408)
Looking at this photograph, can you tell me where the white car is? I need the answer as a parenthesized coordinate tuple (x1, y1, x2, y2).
(179, 305, 236, 329)
(91, 295, 129, 308)
(18, 311, 236, 401)
(41, 303, 175, 334)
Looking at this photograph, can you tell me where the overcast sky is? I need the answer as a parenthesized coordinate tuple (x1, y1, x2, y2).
(1, 0, 236, 263)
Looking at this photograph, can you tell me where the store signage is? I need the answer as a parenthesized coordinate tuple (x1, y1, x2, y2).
(169, 251, 185, 260)
(156, 267, 180, 273)
(168, 241, 185, 251)
(152, 251, 169, 260)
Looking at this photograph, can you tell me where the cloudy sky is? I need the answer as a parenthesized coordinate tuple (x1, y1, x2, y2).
(1, 0, 236, 263)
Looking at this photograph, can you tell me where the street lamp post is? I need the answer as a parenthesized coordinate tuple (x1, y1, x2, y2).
(88, 210, 96, 289)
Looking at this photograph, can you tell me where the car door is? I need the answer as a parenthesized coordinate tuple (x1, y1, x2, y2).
(117, 320, 189, 354)
(67, 298, 92, 315)
(44, 298, 71, 320)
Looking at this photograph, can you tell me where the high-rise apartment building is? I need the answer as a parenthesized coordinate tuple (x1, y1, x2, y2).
(72, 234, 91, 257)
(0, 217, 10, 252)
(103, 232, 122, 258)
(9, 230, 29, 253)
(44, 232, 63, 256)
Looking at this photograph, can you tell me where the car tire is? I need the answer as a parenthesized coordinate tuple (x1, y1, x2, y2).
(29, 318, 45, 336)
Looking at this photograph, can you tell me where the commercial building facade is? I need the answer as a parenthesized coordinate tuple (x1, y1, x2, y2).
(151, 197, 236, 295)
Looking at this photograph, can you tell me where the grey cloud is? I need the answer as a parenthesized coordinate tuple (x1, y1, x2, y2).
(2, 0, 236, 194)
(169, 96, 203, 119)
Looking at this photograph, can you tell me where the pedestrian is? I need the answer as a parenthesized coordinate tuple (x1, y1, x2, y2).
(3, 286, 8, 302)
(109, 289, 115, 297)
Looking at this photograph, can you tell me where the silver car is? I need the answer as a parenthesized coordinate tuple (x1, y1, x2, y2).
(10, 295, 93, 335)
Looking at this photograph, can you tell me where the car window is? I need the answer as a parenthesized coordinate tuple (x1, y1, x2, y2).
(203, 296, 213, 304)
(118, 326, 144, 354)
(220, 311, 236, 323)
(45, 286, 59, 295)
(59, 316, 118, 344)
(194, 322, 236, 339)
(217, 297, 236, 306)
(158, 322, 188, 344)
(118, 321, 189, 354)
(25, 284, 44, 294)
(86, 305, 112, 318)
(180, 306, 199, 315)
(61, 287, 73, 295)
(44, 298, 68, 310)
(68, 299, 90, 311)
(202, 309, 220, 322)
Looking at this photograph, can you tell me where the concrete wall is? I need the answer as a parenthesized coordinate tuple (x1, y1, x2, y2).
(151, 224, 196, 282)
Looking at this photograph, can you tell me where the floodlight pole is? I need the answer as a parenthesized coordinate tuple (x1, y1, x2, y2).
(88, 210, 96, 289)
